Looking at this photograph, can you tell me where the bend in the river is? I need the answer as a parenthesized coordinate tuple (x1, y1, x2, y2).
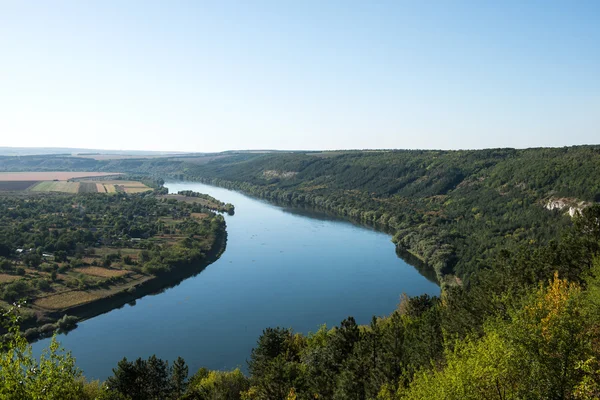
(33, 182, 439, 380)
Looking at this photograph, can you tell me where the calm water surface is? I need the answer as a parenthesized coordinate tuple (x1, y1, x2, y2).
(33, 182, 439, 380)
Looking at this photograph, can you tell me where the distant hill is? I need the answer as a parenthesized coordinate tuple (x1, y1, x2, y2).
(0, 146, 188, 157)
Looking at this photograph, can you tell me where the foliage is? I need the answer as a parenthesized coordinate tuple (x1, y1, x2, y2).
(0, 305, 86, 399)
(0, 191, 227, 334)
(1, 151, 600, 399)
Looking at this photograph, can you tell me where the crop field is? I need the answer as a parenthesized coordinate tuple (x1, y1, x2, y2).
(4, 178, 150, 194)
(78, 182, 98, 193)
(73, 267, 130, 278)
(92, 180, 152, 193)
(31, 181, 80, 193)
(104, 180, 152, 193)
(0, 171, 121, 180)
(0, 181, 39, 191)
(34, 290, 103, 310)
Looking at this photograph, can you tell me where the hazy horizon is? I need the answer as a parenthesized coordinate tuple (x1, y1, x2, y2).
(2, 143, 600, 158)
(1, 1, 599, 152)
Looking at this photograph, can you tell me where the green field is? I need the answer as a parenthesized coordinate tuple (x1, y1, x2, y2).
(30, 181, 80, 193)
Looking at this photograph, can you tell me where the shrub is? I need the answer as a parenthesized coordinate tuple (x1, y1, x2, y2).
(1, 280, 32, 302)
(57, 315, 78, 333)
(34, 279, 51, 291)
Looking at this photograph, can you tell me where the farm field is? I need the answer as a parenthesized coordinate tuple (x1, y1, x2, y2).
(31, 181, 80, 193)
(0, 181, 39, 191)
(0, 171, 121, 180)
(34, 290, 104, 310)
(73, 267, 130, 278)
(2, 177, 152, 194)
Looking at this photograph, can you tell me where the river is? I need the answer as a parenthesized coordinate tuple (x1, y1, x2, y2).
(32, 182, 439, 380)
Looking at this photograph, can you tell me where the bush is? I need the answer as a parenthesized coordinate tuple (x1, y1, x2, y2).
(1, 280, 32, 302)
(0, 258, 13, 271)
(58, 265, 70, 273)
(41, 264, 54, 273)
(34, 279, 51, 291)
(57, 315, 78, 333)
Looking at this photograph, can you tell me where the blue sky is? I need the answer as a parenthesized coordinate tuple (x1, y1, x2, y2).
(0, 1, 598, 152)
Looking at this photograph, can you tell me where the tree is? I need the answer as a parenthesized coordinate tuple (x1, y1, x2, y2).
(404, 272, 594, 399)
(106, 355, 173, 400)
(0, 257, 13, 271)
(247, 328, 305, 400)
(0, 304, 85, 399)
(186, 369, 249, 400)
(172, 356, 189, 399)
(23, 253, 42, 269)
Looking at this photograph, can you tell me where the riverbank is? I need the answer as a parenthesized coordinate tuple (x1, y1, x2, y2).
(23, 229, 227, 342)
(165, 177, 444, 284)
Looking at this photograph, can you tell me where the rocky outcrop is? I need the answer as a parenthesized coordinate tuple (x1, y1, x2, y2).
(545, 197, 589, 217)
(263, 170, 298, 179)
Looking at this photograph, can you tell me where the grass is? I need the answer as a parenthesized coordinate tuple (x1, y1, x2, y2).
(93, 247, 141, 257)
(34, 290, 103, 310)
(73, 267, 130, 278)
(0, 274, 20, 283)
(31, 181, 80, 193)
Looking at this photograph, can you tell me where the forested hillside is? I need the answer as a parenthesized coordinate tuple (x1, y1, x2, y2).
(2, 147, 600, 398)
(171, 147, 600, 282)
(2, 146, 599, 284)
(2, 205, 600, 399)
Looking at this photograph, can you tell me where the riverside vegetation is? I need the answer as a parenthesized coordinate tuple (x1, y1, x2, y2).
(1, 147, 600, 399)
(1, 204, 599, 399)
(2, 146, 599, 284)
(0, 189, 226, 340)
